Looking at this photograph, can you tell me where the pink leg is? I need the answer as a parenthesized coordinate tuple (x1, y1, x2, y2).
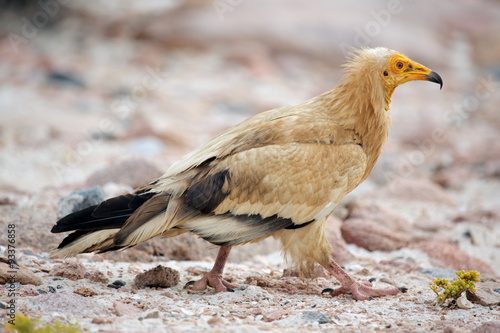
(185, 246, 238, 292)
(321, 260, 401, 301)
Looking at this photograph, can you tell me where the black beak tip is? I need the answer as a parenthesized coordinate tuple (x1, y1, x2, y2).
(425, 71, 443, 90)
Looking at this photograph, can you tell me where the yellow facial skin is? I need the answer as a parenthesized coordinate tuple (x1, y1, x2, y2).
(382, 53, 442, 109)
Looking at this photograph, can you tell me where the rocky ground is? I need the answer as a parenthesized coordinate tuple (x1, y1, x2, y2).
(0, 1, 499, 332)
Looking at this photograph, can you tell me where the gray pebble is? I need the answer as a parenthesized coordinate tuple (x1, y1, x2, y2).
(57, 186, 105, 218)
(419, 268, 457, 280)
(301, 311, 330, 324)
(107, 280, 126, 289)
(4, 282, 21, 290)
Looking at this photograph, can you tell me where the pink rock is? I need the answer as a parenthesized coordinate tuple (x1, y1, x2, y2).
(263, 309, 287, 322)
(134, 265, 180, 289)
(412, 241, 495, 275)
(0, 258, 42, 286)
(347, 202, 411, 232)
(84, 270, 108, 284)
(341, 218, 410, 252)
(18, 284, 41, 296)
(50, 261, 86, 281)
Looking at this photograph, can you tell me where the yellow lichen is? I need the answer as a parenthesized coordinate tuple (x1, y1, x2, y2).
(6, 313, 80, 333)
(429, 270, 480, 307)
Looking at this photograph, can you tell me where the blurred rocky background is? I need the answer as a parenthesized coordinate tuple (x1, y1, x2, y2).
(0, 0, 499, 284)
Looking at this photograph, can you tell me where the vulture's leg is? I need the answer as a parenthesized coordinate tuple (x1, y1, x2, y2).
(321, 260, 401, 301)
(185, 245, 238, 292)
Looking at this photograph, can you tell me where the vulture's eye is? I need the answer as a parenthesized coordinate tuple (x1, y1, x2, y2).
(396, 61, 404, 69)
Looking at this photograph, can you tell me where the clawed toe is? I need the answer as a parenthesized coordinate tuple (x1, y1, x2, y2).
(183, 280, 196, 289)
(322, 282, 401, 301)
(321, 288, 334, 294)
(184, 274, 238, 293)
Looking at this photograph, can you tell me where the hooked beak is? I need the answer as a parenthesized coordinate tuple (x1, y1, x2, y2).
(424, 71, 443, 90)
(404, 61, 443, 90)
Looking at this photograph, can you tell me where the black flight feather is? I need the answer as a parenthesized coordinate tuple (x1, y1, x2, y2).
(51, 193, 154, 233)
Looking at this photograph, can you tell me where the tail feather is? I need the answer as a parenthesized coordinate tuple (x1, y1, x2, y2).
(50, 229, 120, 258)
(50, 192, 158, 258)
(57, 229, 92, 249)
(113, 192, 171, 245)
(51, 193, 154, 233)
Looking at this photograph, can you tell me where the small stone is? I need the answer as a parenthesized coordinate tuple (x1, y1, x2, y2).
(107, 280, 126, 289)
(112, 280, 126, 286)
(263, 309, 286, 322)
(0, 301, 8, 309)
(456, 293, 474, 309)
(50, 261, 86, 281)
(48, 286, 56, 293)
(107, 284, 121, 289)
(144, 310, 160, 319)
(84, 270, 108, 284)
(4, 282, 21, 289)
(466, 281, 500, 306)
(74, 285, 98, 297)
(208, 316, 225, 326)
(57, 186, 105, 218)
(301, 311, 330, 324)
(0, 258, 42, 286)
(134, 265, 180, 289)
(18, 285, 40, 297)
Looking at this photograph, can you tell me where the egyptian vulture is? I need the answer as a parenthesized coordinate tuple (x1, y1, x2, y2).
(51, 47, 442, 300)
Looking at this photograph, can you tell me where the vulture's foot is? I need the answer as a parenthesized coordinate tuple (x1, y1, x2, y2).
(321, 281, 401, 301)
(184, 273, 238, 293)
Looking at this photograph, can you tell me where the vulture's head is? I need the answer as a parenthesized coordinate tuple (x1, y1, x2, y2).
(343, 47, 443, 109)
(357, 47, 442, 88)
(380, 49, 442, 90)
